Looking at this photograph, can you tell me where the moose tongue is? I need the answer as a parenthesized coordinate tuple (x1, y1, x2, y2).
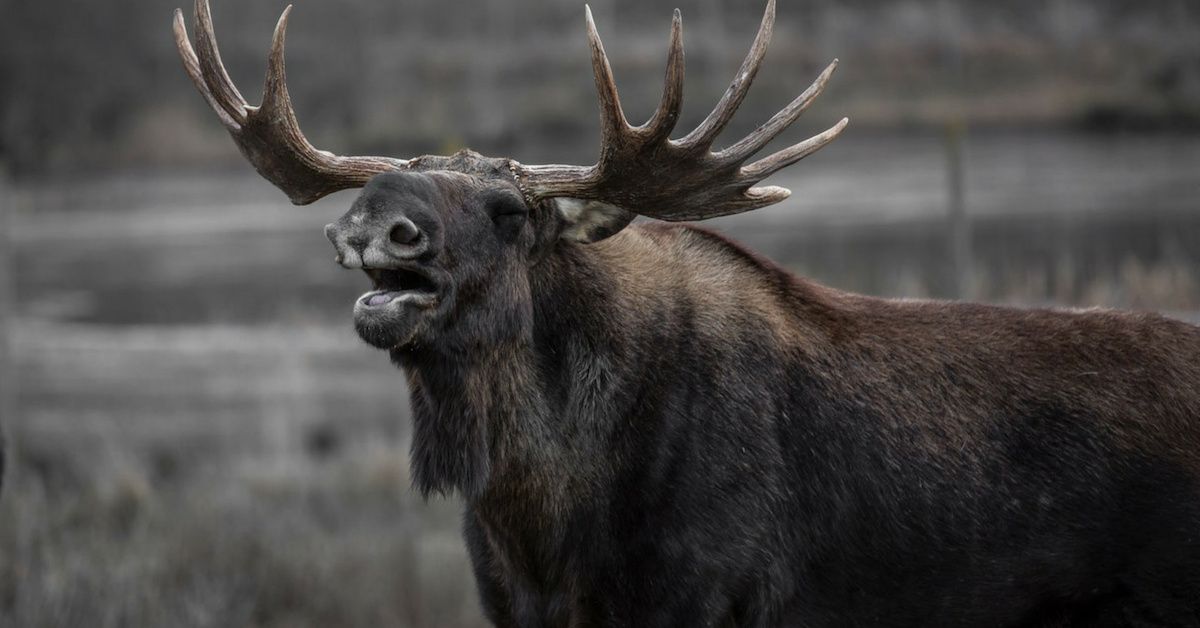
(368, 292, 397, 306)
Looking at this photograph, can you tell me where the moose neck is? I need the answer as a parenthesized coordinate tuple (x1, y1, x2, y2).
(393, 225, 840, 507)
(394, 238, 635, 505)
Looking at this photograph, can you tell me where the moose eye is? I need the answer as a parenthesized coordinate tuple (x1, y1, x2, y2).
(480, 190, 529, 231)
(484, 190, 527, 217)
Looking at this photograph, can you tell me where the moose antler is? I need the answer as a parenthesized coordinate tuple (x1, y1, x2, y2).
(173, 1, 406, 205)
(518, 0, 847, 221)
(174, 0, 845, 219)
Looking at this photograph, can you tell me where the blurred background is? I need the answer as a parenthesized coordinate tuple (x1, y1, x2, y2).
(1, 0, 1198, 626)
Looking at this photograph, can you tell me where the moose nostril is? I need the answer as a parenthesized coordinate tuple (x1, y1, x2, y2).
(389, 218, 421, 245)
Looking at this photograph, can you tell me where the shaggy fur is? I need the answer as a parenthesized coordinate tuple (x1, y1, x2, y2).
(326, 169, 1200, 627)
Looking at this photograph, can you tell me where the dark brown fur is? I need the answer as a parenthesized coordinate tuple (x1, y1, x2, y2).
(315, 168, 1200, 627)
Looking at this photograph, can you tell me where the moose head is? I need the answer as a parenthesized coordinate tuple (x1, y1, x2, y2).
(173, 0, 845, 354)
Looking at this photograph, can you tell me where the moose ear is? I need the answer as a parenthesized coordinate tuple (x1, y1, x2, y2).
(553, 198, 636, 244)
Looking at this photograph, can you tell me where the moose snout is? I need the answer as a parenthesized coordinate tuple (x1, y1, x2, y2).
(325, 216, 428, 269)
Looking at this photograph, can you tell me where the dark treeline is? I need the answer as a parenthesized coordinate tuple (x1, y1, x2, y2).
(2, 0, 1198, 177)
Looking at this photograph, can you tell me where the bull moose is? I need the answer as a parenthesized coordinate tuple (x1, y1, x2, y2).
(173, 1, 1200, 625)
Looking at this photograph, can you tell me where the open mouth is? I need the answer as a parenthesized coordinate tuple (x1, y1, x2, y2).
(359, 267, 439, 308)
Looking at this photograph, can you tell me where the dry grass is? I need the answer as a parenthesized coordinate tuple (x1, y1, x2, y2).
(0, 323, 488, 628)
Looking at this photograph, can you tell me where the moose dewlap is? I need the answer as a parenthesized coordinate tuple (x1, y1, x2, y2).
(174, 1, 1200, 625)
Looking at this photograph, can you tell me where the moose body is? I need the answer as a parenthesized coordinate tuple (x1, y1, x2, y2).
(174, 0, 1200, 625)
(409, 215, 1200, 627)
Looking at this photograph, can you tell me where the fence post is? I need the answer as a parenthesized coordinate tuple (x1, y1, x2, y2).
(0, 166, 15, 491)
(945, 119, 972, 300)
(937, 0, 973, 300)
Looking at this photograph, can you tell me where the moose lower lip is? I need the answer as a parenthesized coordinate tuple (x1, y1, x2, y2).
(360, 290, 412, 307)
(366, 291, 400, 306)
(358, 289, 437, 308)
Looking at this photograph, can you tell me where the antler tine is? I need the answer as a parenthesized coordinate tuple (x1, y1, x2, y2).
(192, 0, 248, 125)
(678, 0, 775, 151)
(717, 59, 839, 163)
(585, 5, 630, 147)
(639, 9, 685, 143)
(254, 4, 340, 180)
(259, 5, 293, 116)
(741, 117, 849, 181)
(173, 9, 239, 131)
